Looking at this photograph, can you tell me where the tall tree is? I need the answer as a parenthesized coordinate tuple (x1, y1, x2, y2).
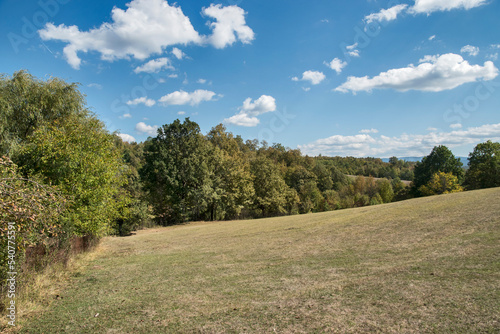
(141, 118, 211, 225)
(465, 141, 500, 190)
(413, 145, 464, 195)
(0, 70, 88, 156)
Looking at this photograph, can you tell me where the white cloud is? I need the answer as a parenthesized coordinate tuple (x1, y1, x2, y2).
(345, 42, 360, 57)
(298, 123, 500, 157)
(202, 4, 255, 49)
(197, 78, 207, 84)
(427, 127, 438, 131)
(126, 97, 156, 107)
(177, 111, 186, 115)
(487, 53, 498, 61)
(118, 133, 136, 143)
(409, 0, 488, 14)
(171, 47, 186, 59)
(134, 57, 173, 73)
(240, 95, 276, 116)
(360, 128, 379, 134)
(491, 44, 500, 49)
(168, 74, 178, 78)
(224, 113, 260, 127)
(135, 122, 158, 136)
(460, 45, 479, 56)
(39, 0, 202, 69)
(428, 35, 436, 41)
(348, 49, 360, 57)
(120, 113, 132, 119)
(38, 1, 254, 69)
(450, 123, 463, 129)
(364, 4, 408, 24)
(293, 70, 326, 85)
(159, 89, 217, 106)
(87, 83, 102, 89)
(346, 43, 358, 50)
(224, 95, 276, 127)
(335, 53, 498, 93)
(302, 87, 311, 92)
(325, 58, 348, 74)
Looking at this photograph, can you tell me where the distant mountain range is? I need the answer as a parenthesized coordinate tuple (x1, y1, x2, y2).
(381, 157, 469, 163)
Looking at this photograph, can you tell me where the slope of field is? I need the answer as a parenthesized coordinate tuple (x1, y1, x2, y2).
(18, 188, 500, 333)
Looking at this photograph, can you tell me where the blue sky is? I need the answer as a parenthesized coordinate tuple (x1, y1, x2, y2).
(1, 0, 499, 157)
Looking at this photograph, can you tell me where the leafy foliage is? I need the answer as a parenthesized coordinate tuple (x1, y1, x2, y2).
(413, 145, 464, 196)
(0, 157, 68, 283)
(465, 141, 500, 190)
(418, 172, 463, 196)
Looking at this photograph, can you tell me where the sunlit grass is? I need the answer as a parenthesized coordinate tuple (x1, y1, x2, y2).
(14, 188, 500, 333)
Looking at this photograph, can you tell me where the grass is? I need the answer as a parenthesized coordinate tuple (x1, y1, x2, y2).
(12, 188, 500, 333)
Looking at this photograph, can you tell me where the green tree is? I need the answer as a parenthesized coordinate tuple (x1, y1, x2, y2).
(14, 114, 126, 237)
(0, 71, 88, 156)
(141, 119, 211, 225)
(413, 145, 464, 195)
(465, 141, 500, 190)
(250, 157, 290, 217)
(377, 179, 394, 203)
(206, 125, 254, 220)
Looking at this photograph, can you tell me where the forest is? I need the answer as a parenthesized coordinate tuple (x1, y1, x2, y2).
(1, 71, 499, 310)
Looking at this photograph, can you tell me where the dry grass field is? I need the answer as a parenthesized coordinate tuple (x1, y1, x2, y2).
(11, 188, 500, 333)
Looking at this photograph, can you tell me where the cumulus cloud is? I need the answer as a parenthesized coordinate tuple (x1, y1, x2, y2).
(224, 95, 276, 127)
(120, 113, 132, 119)
(364, 4, 408, 24)
(325, 58, 348, 74)
(460, 45, 480, 56)
(409, 0, 488, 14)
(298, 123, 500, 157)
(345, 42, 360, 58)
(203, 4, 255, 49)
(429, 35, 436, 41)
(126, 97, 156, 107)
(450, 123, 463, 129)
(177, 111, 186, 115)
(197, 79, 207, 84)
(159, 89, 217, 106)
(118, 133, 136, 143)
(38, 0, 254, 69)
(39, 0, 202, 69)
(134, 57, 173, 73)
(292, 70, 326, 85)
(135, 122, 158, 136)
(335, 53, 498, 93)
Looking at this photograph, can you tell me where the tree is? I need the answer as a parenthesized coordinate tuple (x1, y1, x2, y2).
(250, 157, 290, 217)
(205, 125, 254, 220)
(465, 141, 500, 190)
(141, 119, 211, 225)
(14, 114, 127, 237)
(0, 70, 88, 156)
(377, 179, 394, 203)
(418, 172, 463, 196)
(413, 145, 464, 195)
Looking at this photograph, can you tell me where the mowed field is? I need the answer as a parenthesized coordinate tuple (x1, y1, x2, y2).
(18, 188, 500, 333)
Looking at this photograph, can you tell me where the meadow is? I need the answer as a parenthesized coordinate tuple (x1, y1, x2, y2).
(14, 188, 500, 333)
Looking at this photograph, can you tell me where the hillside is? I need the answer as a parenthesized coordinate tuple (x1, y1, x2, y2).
(16, 188, 500, 333)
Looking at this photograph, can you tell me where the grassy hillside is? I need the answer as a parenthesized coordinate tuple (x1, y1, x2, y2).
(16, 188, 500, 333)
